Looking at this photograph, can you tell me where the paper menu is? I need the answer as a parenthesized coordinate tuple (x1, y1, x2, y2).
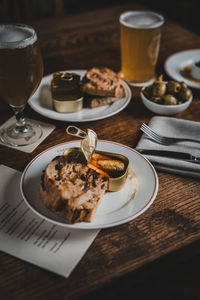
(0, 165, 99, 278)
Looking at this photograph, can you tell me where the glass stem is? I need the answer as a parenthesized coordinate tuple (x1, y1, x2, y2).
(10, 104, 28, 133)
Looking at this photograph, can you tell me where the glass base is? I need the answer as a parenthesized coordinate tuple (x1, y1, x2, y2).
(0, 120, 42, 147)
(120, 73, 155, 87)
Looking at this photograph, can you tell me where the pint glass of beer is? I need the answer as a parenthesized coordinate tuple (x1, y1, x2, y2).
(120, 11, 164, 86)
(0, 24, 43, 146)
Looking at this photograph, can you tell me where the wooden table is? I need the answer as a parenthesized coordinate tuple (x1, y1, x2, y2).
(1, 3, 200, 299)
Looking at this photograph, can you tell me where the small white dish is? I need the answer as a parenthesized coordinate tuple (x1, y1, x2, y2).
(20, 140, 159, 230)
(28, 69, 131, 122)
(141, 87, 192, 115)
(191, 60, 200, 80)
(164, 49, 200, 89)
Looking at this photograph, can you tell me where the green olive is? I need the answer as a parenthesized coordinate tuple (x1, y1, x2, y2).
(150, 96, 162, 104)
(179, 87, 192, 102)
(143, 86, 152, 98)
(152, 82, 166, 97)
(167, 81, 181, 94)
(150, 75, 166, 97)
(180, 82, 188, 89)
(162, 94, 178, 105)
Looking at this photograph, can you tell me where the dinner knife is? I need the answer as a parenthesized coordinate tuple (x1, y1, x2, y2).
(136, 149, 200, 164)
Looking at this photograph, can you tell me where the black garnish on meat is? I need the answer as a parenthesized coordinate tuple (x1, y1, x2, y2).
(86, 168, 91, 177)
(80, 174, 86, 181)
(92, 179, 97, 187)
(56, 198, 66, 211)
(72, 208, 90, 223)
(84, 208, 90, 215)
(48, 178, 54, 184)
(64, 148, 87, 164)
(55, 160, 64, 181)
(72, 209, 81, 223)
(83, 181, 88, 190)
(55, 163, 63, 171)
(40, 170, 45, 190)
(92, 172, 99, 187)
(92, 172, 99, 179)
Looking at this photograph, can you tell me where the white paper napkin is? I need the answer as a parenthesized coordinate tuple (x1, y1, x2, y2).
(0, 165, 99, 278)
(0, 116, 55, 153)
(136, 116, 200, 178)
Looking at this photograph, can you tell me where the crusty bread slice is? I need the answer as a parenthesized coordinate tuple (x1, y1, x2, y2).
(86, 86, 125, 108)
(81, 67, 121, 97)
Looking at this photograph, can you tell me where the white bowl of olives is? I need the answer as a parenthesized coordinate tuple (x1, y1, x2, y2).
(141, 76, 193, 115)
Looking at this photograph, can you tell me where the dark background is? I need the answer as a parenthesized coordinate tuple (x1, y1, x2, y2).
(0, 0, 199, 35)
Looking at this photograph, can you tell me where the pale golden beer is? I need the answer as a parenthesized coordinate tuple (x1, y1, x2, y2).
(0, 24, 44, 146)
(120, 11, 164, 86)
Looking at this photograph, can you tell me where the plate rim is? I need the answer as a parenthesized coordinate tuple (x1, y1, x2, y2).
(164, 49, 200, 89)
(20, 140, 159, 229)
(28, 69, 132, 122)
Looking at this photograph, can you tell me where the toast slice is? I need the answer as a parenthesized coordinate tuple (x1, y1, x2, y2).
(85, 86, 125, 108)
(81, 67, 121, 97)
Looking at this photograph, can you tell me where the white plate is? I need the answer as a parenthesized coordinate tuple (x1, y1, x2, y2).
(20, 140, 159, 229)
(164, 49, 200, 89)
(28, 69, 131, 122)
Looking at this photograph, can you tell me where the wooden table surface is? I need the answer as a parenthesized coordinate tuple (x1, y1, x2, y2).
(1, 3, 200, 300)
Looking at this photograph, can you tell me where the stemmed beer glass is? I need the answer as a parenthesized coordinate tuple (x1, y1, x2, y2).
(0, 24, 43, 146)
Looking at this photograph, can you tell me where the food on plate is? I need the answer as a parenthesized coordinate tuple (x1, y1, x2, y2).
(181, 60, 200, 82)
(84, 88, 125, 108)
(39, 146, 129, 223)
(81, 67, 120, 96)
(66, 126, 129, 191)
(88, 152, 125, 177)
(143, 75, 192, 105)
(180, 65, 200, 84)
(40, 150, 109, 223)
(81, 67, 125, 108)
(49, 68, 125, 111)
(51, 72, 83, 112)
(51, 72, 81, 100)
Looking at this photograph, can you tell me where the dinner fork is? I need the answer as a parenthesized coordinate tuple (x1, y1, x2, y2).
(140, 123, 200, 145)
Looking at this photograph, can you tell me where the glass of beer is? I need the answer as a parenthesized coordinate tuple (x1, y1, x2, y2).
(120, 10, 164, 86)
(0, 24, 43, 146)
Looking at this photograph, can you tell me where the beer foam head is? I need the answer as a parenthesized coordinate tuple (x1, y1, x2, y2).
(120, 11, 164, 29)
(0, 24, 37, 49)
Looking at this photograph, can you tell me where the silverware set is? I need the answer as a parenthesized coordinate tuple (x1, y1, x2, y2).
(138, 123, 200, 164)
(140, 123, 200, 145)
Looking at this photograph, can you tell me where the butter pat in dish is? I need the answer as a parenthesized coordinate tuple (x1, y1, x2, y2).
(51, 72, 83, 112)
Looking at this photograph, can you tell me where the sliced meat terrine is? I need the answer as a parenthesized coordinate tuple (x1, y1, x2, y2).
(40, 154, 108, 223)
